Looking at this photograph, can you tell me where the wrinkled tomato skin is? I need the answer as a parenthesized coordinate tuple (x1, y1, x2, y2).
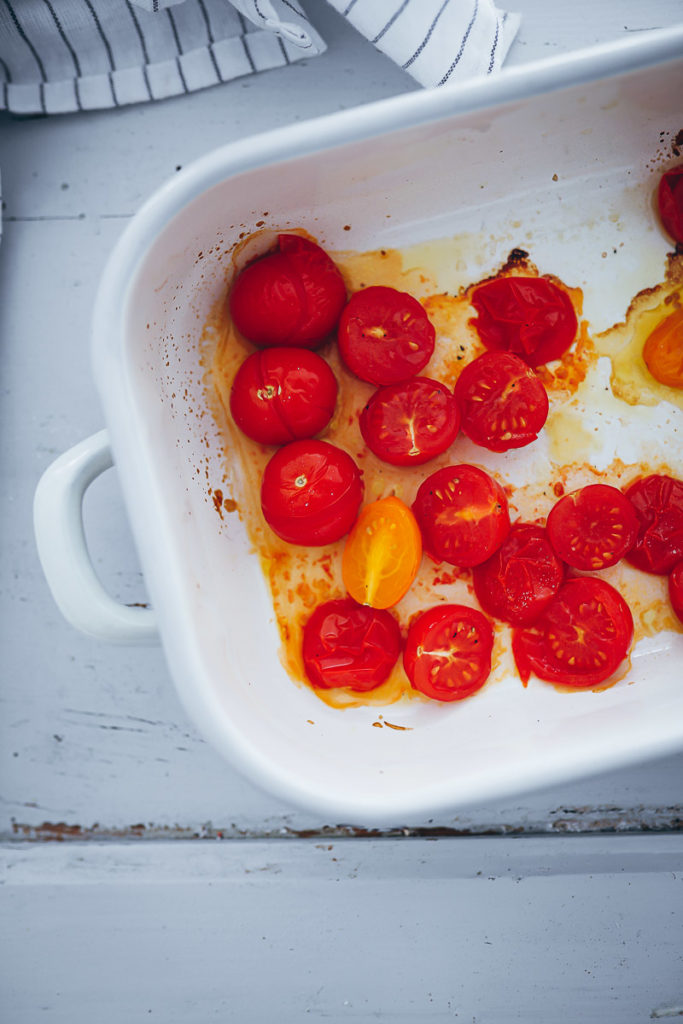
(454, 351, 549, 452)
(412, 465, 510, 568)
(229, 234, 346, 348)
(403, 604, 493, 702)
(261, 440, 363, 546)
(302, 598, 401, 691)
(338, 285, 435, 385)
(472, 523, 565, 626)
(512, 577, 634, 688)
(657, 167, 683, 245)
(623, 474, 683, 575)
(359, 377, 460, 466)
(669, 561, 683, 624)
(547, 484, 639, 572)
(230, 347, 338, 445)
(470, 276, 578, 367)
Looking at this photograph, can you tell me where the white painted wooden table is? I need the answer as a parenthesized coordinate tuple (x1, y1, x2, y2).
(2, 2, 682, 1021)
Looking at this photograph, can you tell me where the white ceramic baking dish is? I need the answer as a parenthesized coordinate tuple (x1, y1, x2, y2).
(35, 29, 683, 824)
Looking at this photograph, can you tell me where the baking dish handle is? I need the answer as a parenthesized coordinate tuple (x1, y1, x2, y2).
(34, 430, 159, 645)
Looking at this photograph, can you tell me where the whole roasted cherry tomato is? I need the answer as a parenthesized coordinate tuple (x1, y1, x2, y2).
(229, 234, 346, 348)
(472, 523, 564, 626)
(669, 561, 683, 624)
(657, 167, 683, 245)
(546, 484, 639, 571)
(342, 497, 422, 609)
(230, 347, 338, 445)
(261, 440, 363, 546)
(642, 307, 683, 389)
(454, 351, 549, 452)
(337, 285, 435, 385)
(623, 474, 683, 575)
(512, 577, 634, 688)
(403, 604, 494, 702)
(359, 377, 460, 466)
(412, 465, 510, 568)
(470, 276, 578, 367)
(302, 598, 401, 691)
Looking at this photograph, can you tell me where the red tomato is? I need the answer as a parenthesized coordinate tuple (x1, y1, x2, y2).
(512, 577, 634, 688)
(470, 276, 578, 367)
(472, 523, 565, 626)
(229, 347, 338, 445)
(454, 351, 549, 452)
(359, 377, 460, 466)
(403, 604, 493, 702)
(337, 285, 435, 385)
(412, 465, 510, 568)
(657, 167, 683, 245)
(669, 561, 683, 624)
(261, 440, 363, 546)
(228, 234, 346, 348)
(302, 598, 401, 691)
(546, 484, 639, 571)
(623, 474, 683, 575)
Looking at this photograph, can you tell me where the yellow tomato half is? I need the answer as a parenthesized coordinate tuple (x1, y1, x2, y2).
(642, 306, 683, 389)
(342, 496, 422, 610)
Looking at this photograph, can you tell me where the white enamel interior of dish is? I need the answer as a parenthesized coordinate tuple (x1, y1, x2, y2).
(99, 57, 683, 822)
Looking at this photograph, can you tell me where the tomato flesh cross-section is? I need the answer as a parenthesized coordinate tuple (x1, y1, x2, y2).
(342, 497, 422, 609)
(546, 484, 639, 571)
(454, 350, 548, 452)
(404, 604, 494, 702)
(360, 377, 460, 466)
(512, 577, 634, 688)
(623, 474, 683, 575)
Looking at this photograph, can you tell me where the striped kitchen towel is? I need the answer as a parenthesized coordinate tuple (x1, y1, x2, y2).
(0, 0, 519, 115)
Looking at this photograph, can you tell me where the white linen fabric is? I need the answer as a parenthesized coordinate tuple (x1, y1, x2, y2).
(0, 0, 518, 115)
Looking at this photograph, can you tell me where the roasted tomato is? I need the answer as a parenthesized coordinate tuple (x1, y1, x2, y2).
(342, 497, 422, 609)
(230, 347, 338, 445)
(359, 377, 460, 466)
(669, 561, 683, 624)
(512, 577, 634, 688)
(472, 523, 565, 626)
(302, 598, 401, 691)
(642, 307, 683, 389)
(337, 285, 435, 385)
(261, 440, 363, 545)
(403, 604, 494, 702)
(623, 474, 683, 575)
(470, 276, 578, 367)
(454, 351, 549, 452)
(412, 465, 510, 568)
(657, 167, 683, 245)
(546, 484, 639, 571)
(229, 234, 346, 348)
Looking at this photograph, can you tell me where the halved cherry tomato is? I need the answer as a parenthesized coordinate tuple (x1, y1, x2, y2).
(512, 577, 634, 688)
(669, 561, 683, 624)
(412, 465, 510, 568)
(359, 377, 460, 466)
(342, 497, 422, 609)
(472, 523, 565, 626)
(657, 167, 683, 245)
(470, 276, 578, 367)
(261, 440, 363, 546)
(229, 234, 346, 348)
(403, 604, 493, 702)
(454, 351, 549, 452)
(642, 307, 683, 389)
(230, 347, 338, 445)
(302, 598, 402, 691)
(623, 474, 683, 575)
(546, 484, 639, 571)
(337, 285, 435, 385)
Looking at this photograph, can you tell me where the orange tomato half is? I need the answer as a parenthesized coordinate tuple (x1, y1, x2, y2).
(342, 496, 422, 609)
(642, 306, 683, 389)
